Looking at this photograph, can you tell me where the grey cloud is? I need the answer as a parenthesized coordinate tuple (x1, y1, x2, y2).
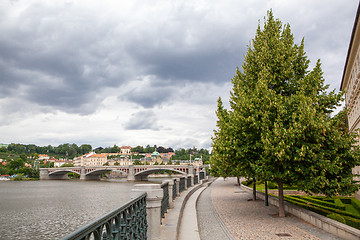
(121, 79, 174, 108)
(124, 110, 160, 130)
(0, 0, 357, 118)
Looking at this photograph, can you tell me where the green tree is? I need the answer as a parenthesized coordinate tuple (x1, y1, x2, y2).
(61, 163, 74, 167)
(133, 160, 142, 165)
(212, 10, 360, 217)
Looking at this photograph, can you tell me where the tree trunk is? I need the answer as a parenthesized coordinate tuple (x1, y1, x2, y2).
(265, 180, 269, 206)
(278, 179, 285, 217)
(237, 176, 240, 186)
(252, 178, 256, 201)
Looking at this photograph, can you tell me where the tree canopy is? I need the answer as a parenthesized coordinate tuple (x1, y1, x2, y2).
(211, 10, 360, 217)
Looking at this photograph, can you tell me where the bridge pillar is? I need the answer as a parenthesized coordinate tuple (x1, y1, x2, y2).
(132, 184, 163, 240)
(127, 165, 135, 181)
(175, 178, 180, 196)
(188, 166, 194, 175)
(80, 166, 86, 180)
(39, 168, 50, 180)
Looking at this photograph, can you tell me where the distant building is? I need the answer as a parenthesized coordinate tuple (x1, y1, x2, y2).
(120, 146, 132, 154)
(84, 153, 107, 166)
(38, 154, 50, 160)
(340, 2, 360, 200)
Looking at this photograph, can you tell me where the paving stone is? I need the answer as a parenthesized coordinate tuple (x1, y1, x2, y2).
(197, 177, 342, 240)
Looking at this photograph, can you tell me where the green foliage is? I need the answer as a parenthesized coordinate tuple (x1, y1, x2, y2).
(133, 160, 142, 165)
(174, 147, 210, 161)
(13, 173, 24, 181)
(61, 163, 74, 167)
(326, 213, 346, 224)
(210, 10, 360, 217)
(334, 199, 345, 209)
(352, 198, 360, 212)
(284, 195, 360, 223)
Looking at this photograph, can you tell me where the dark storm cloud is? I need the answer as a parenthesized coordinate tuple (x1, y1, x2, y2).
(0, 0, 358, 118)
(124, 110, 160, 130)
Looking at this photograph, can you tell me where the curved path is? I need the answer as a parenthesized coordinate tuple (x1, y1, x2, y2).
(197, 177, 342, 240)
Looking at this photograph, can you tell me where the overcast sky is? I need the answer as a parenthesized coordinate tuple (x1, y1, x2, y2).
(0, 0, 358, 150)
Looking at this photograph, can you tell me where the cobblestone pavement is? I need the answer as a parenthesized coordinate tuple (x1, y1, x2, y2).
(198, 177, 342, 240)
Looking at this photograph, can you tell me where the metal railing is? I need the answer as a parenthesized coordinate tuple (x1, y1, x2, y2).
(172, 179, 177, 200)
(194, 175, 198, 185)
(161, 182, 169, 218)
(187, 176, 192, 187)
(199, 171, 205, 180)
(61, 193, 147, 240)
(179, 177, 185, 193)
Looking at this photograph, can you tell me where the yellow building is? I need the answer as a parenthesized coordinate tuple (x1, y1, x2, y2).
(341, 3, 360, 133)
(341, 3, 360, 199)
(84, 154, 107, 166)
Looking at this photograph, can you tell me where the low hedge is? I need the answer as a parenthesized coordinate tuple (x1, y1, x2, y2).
(343, 215, 360, 229)
(284, 196, 360, 220)
(334, 198, 346, 209)
(327, 213, 346, 224)
(352, 198, 360, 212)
(293, 196, 345, 211)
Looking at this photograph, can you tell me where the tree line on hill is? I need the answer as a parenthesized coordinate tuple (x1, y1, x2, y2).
(0, 143, 211, 164)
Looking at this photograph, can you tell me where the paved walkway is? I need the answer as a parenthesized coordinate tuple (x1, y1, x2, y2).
(197, 177, 342, 240)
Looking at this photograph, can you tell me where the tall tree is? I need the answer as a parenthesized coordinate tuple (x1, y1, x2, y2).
(212, 10, 360, 217)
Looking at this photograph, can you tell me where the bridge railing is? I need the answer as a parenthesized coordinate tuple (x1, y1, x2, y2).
(194, 174, 199, 185)
(179, 177, 185, 193)
(199, 171, 205, 180)
(186, 175, 192, 188)
(62, 171, 208, 240)
(161, 181, 169, 219)
(172, 179, 177, 200)
(61, 193, 147, 240)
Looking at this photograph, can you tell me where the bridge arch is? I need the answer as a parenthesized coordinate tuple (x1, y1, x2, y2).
(134, 168, 187, 181)
(49, 170, 81, 176)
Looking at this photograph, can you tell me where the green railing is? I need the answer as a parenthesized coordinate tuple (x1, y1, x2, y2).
(187, 176, 192, 187)
(179, 177, 185, 193)
(61, 193, 147, 240)
(194, 175, 198, 185)
(161, 181, 169, 218)
(172, 179, 177, 200)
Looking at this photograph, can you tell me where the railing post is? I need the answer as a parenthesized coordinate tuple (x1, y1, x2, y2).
(183, 176, 188, 190)
(175, 178, 180, 196)
(132, 184, 163, 240)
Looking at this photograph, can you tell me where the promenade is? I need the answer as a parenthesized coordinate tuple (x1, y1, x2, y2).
(191, 177, 342, 240)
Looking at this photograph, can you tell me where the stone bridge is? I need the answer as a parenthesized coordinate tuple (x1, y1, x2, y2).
(39, 165, 204, 180)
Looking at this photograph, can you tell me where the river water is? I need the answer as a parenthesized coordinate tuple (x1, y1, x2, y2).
(0, 179, 163, 240)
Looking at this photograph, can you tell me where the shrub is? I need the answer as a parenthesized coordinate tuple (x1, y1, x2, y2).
(299, 196, 345, 211)
(267, 182, 277, 189)
(13, 173, 24, 181)
(327, 213, 346, 224)
(343, 215, 360, 229)
(334, 199, 346, 209)
(351, 198, 360, 212)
